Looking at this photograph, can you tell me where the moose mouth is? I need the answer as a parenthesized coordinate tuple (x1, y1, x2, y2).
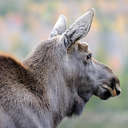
(102, 84, 117, 97)
(98, 83, 121, 100)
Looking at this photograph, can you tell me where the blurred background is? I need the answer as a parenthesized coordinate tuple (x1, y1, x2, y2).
(0, 0, 128, 128)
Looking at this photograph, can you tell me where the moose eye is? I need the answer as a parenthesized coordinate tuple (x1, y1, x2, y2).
(86, 53, 92, 60)
(83, 53, 92, 65)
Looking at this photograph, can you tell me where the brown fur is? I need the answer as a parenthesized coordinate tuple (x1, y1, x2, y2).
(0, 39, 72, 128)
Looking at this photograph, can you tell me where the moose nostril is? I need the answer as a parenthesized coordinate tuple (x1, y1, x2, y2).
(111, 78, 116, 89)
(116, 89, 120, 96)
(110, 77, 121, 96)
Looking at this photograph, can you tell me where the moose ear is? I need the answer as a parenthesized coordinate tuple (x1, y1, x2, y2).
(77, 42, 88, 52)
(63, 8, 94, 48)
(49, 15, 67, 38)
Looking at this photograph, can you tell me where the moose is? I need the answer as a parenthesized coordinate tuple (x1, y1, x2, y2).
(0, 9, 121, 128)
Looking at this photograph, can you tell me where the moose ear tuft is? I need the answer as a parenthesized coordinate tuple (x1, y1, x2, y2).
(49, 15, 67, 38)
(63, 8, 94, 48)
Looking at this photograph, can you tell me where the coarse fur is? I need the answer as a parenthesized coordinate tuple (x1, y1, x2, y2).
(0, 9, 121, 128)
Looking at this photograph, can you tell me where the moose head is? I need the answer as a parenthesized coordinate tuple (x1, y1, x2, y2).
(47, 8, 121, 116)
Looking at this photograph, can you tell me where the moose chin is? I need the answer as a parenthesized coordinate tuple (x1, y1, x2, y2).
(0, 8, 121, 128)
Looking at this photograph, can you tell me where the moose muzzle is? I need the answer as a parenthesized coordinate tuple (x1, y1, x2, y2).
(103, 83, 121, 97)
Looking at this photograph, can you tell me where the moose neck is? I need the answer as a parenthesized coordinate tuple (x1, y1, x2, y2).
(23, 41, 75, 127)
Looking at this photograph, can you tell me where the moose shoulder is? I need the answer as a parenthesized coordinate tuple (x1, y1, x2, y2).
(0, 9, 121, 128)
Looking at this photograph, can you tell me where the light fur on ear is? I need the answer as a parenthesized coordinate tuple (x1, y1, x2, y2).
(49, 15, 67, 38)
(63, 8, 94, 48)
(77, 42, 88, 52)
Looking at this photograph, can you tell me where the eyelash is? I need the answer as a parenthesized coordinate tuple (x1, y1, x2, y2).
(86, 53, 92, 60)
